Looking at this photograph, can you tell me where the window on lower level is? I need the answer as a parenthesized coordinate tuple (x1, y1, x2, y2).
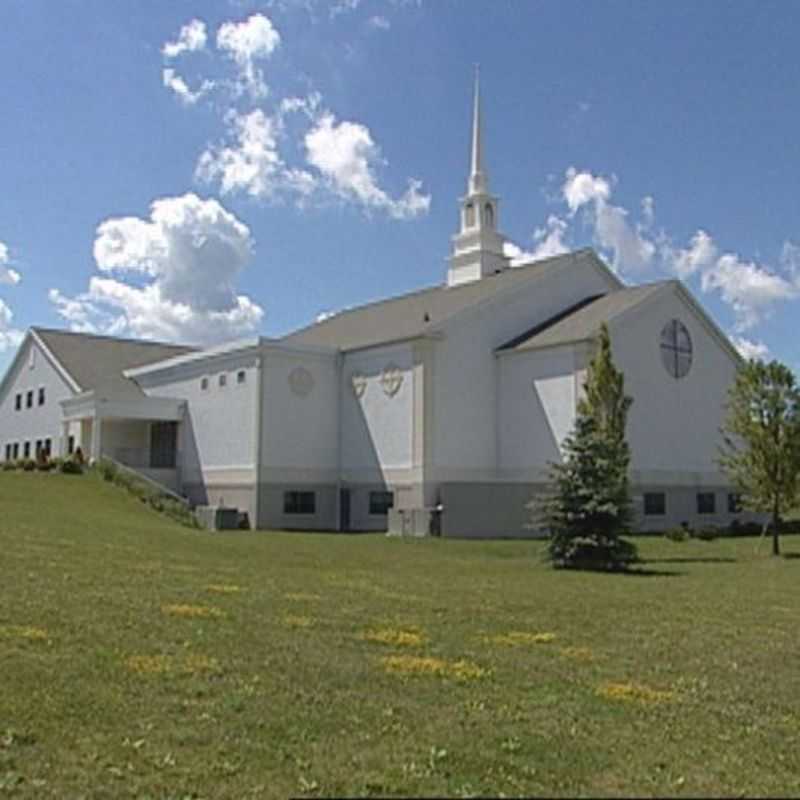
(68, 435, 75, 455)
(4, 444, 10, 461)
(35, 440, 42, 456)
(15, 393, 21, 411)
(26, 390, 33, 409)
(237, 370, 246, 385)
(284, 491, 316, 515)
(38, 387, 45, 406)
(44, 438, 51, 456)
(12, 443, 19, 459)
(728, 493, 742, 514)
(218, 373, 227, 388)
(23, 442, 30, 458)
(369, 490, 394, 516)
(200, 377, 209, 391)
(643, 492, 666, 516)
(697, 492, 716, 515)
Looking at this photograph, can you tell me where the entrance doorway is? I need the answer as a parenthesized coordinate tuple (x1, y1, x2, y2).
(339, 488, 351, 532)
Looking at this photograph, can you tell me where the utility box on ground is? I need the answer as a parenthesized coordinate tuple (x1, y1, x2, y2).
(195, 505, 240, 531)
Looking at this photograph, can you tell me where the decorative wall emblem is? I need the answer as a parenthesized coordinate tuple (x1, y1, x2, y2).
(380, 363, 403, 397)
(351, 372, 367, 398)
(288, 366, 314, 397)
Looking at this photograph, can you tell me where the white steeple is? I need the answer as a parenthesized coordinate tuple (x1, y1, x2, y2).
(447, 67, 509, 287)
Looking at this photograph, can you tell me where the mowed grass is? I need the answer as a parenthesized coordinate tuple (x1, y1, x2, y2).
(2, 474, 800, 798)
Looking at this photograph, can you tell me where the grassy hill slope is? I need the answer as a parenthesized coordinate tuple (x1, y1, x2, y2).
(1, 472, 800, 798)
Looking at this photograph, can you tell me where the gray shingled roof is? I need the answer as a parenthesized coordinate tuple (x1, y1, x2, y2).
(33, 328, 195, 398)
(283, 249, 603, 351)
(498, 282, 670, 352)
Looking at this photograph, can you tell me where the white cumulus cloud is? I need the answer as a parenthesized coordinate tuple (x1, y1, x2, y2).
(162, 68, 214, 106)
(0, 241, 21, 286)
(561, 168, 655, 273)
(216, 13, 281, 99)
(730, 335, 770, 362)
(0, 298, 24, 352)
(163, 19, 208, 59)
(51, 194, 263, 344)
(305, 112, 430, 219)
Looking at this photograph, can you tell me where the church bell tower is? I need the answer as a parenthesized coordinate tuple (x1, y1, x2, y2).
(447, 69, 510, 287)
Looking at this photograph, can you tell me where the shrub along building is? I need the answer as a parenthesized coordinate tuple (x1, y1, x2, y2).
(0, 79, 750, 536)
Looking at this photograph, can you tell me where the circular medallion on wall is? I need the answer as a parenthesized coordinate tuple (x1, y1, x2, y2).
(380, 363, 403, 397)
(659, 319, 693, 379)
(288, 366, 315, 397)
(351, 372, 367, 398)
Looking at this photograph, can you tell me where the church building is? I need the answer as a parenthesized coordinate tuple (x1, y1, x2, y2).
(0, 79, 747, 536)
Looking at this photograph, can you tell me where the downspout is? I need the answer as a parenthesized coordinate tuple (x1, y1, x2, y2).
(252, 352, 264, 530)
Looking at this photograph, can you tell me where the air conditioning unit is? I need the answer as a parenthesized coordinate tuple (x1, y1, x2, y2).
(387, 507, 442, 537)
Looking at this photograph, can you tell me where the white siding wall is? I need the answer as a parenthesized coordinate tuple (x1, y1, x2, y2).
(0, 336, 76, 459)
(260, 349, 339, 477)
(341, 343, 414, 476)
(498, 345, 576, 476)
(138, 356, 259, 480)
(432, 261, 616, 479)
(610, 287, 738, 478)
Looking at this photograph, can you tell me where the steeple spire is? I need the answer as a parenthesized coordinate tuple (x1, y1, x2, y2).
(469, 65, 487, 195)
(446, 68, 510, 287)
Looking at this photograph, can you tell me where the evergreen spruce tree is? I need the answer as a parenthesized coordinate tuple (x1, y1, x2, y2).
(541, 323, 637, 570)
(719, 359, 800, 556)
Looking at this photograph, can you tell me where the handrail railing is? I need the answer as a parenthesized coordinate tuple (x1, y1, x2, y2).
(98, 457, 191, 508)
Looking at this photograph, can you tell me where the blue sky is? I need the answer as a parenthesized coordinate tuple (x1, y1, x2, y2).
(1, 0, 799, 373)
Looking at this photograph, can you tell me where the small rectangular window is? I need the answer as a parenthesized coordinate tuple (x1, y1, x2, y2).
(237, 370, 246, 385)
(369, 490, 394, 515)
(728, 493, 742, 514)
(35, 440, 42, 456)
(26, 390, 33, 409)
(68, 435, 75, 455)
(15, 394, 21, 411)
(644, 492, 666, 516)
(12, 443, 19, 459)
(284, 490, 316, 515)
(218, 373, 227, 388)
(4, 444, 10, 461)
(38, 387, 45, 406)
(45, 438, 51, 456)
(697, 492, 716, 515)
(200, 377, 209, 391)
(23, 442, 30, 458)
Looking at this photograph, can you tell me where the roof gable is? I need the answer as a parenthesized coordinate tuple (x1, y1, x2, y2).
(283, 249, 620, 352)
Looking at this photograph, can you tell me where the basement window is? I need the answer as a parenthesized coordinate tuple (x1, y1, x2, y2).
(284, 491, 316, 515)
(369, 491, 394, 516)
(697, 492, 716, 515)
(643, 492, 666, 516)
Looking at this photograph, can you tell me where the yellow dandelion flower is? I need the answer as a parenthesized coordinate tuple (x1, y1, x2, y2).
(182, 654, 222, 675)
(284, 592, 321, 602)
(362, 628, 425, 647)
(126, 655, 172, 675)
(0, 625, 49, 641)
(560, 646, 595, 662)
(488, 631, 556, 646)
(596, 681, 674, 705)
(283, 614, 314, 628)
(380, 654, 489, 681)
(161, 604, 225, 619)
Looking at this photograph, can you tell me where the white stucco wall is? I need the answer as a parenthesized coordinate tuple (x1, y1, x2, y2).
(260, 348, 339, 478)
(497, 345, 576, 476)
(609, 286, 739, 480)
(137, 353, 259, 479)
(0, 335, 77, 459)
(432, 258, 617, 479)
(340, 343, 414, 476)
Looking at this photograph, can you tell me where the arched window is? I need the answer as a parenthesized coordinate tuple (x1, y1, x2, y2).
(464, 202, 475, 227)
(484, 202, 494, 228)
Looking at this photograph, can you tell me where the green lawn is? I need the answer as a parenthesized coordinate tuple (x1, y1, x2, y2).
(2, 473, 800, 798)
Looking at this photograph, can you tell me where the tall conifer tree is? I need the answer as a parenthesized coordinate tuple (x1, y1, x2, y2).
(541, 324, 637, 570)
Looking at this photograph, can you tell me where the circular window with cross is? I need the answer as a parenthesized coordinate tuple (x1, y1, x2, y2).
(660, 319, 693, 379)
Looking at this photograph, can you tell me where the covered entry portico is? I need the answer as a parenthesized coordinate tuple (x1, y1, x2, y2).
(60, 391, 186, 492)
